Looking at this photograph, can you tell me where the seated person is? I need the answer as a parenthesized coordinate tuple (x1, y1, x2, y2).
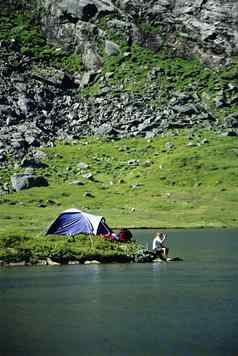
(152, 232, 169, 260)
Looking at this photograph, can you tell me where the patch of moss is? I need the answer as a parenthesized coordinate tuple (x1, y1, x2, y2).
(0, 8, 82, 73)
(138, 23, 161, 34)
(0, 229, 142, 263)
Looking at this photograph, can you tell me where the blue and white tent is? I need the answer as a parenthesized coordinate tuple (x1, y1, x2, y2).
(46, 209, 112, 236)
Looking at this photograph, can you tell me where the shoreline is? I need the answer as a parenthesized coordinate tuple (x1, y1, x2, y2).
(113, 226, 238, 230)
(0, 235, 174, 267)
(1, 226, 238, 268)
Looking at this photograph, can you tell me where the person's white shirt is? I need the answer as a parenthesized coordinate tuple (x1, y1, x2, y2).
(152, 233, 166, 250)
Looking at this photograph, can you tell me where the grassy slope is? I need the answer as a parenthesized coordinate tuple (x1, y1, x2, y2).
(1, 130, 238, 238)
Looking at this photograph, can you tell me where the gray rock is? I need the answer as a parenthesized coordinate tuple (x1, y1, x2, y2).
(39, 0, 115, 22)
(11, 173, 49, 191)
(223, 131, 238, 137)
(83, 191, 94, 197)
(215, 98, 226, 109)
(225, 113, 238, 128)
(77, 162, 89, 170)
(7, 261, 26, 267)
(80, 71, 97, 88)
(20, 158, 48, 169)
(35, 259, 47, 265)
(82, 172, 94, 180)
(47, 258, 60, 266)
(165, 142, 175, 151)
(105, 40, 120, 56)
(172, 104, 197, 115)
(70, 180, 85, 185)
(17, 94, 34, 115)
(32, 151, 48, 160)
(143, 160, 153, 167)
(129, 183, 143, 189)
(127, 159, 140, 166)
(84, 260, 101, 264)
(107, 19, 131, 33)
(39, 0, 238, 67)
(94, 123, 118, 136)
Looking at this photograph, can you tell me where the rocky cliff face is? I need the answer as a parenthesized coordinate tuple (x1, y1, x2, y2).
(38, 0, 238, 67)
(0, 0, 238, 169)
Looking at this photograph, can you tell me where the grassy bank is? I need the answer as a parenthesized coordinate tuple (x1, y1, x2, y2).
(0, 232, 143, 265)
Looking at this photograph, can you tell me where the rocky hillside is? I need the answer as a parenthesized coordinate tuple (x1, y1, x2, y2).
(38, 0, 238, 67)
(0, 0, 238, 164)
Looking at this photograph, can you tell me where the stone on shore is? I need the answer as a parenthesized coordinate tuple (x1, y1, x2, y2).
(46, 257, 61, 266)
(84, 260, 101, 265)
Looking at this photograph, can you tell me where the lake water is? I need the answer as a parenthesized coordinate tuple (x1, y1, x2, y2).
(0, 230, 238, 356)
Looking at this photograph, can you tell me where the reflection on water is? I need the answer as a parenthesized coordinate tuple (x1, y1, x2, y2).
(0, 230, 238, 356)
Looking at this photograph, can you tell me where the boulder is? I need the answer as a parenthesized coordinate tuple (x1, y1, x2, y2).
(80, 71, 97, 88)
(46, 258, 60, 266)
(37, 259, 48, 265)
(77, 162, 89, 170)
(11, 173, 49, 191)
(70, 180, 85, 186)
(94, 123, 118, 136)
(82, 172, 94, 180)
(39, 0, 115, 22)
(17, 94, 34, 116)
(105, 40, 120, 56)
(224, 113, 238, 128)
(81, 44, 102, 71)
(165, 142, 175, 151)
(83, 191, 94, 197)
(129, 183, 143, 189)
(84, 260, 101, 264)
(20, 158, 48, 169)
(68, 260, 80, 264)
(127, 159, 139, 166)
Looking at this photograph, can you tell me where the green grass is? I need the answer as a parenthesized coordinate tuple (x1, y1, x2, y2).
(0, 229, 142, 263)
(0, 8, 82, 73)
(1, 130, 238, 242)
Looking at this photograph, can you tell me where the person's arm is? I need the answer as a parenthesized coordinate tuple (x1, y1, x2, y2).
(161, 233, 167, 244)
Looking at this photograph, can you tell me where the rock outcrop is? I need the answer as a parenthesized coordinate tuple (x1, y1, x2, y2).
(0, 46, 218, 163)
(11, 173, 49, 191)
(38, 0, 238, 67)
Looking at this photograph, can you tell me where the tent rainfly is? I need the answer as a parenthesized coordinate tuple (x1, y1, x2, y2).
(46, 209, 112, 236)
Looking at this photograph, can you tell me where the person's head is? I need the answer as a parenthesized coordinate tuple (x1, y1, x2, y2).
(156, 232, 166, 240)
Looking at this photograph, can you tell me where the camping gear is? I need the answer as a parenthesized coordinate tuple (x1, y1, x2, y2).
(46, 209, 112, 236)
(119, 228, 133, 242)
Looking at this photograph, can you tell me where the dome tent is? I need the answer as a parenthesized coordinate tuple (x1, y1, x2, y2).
(46, 209, 112, 236)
